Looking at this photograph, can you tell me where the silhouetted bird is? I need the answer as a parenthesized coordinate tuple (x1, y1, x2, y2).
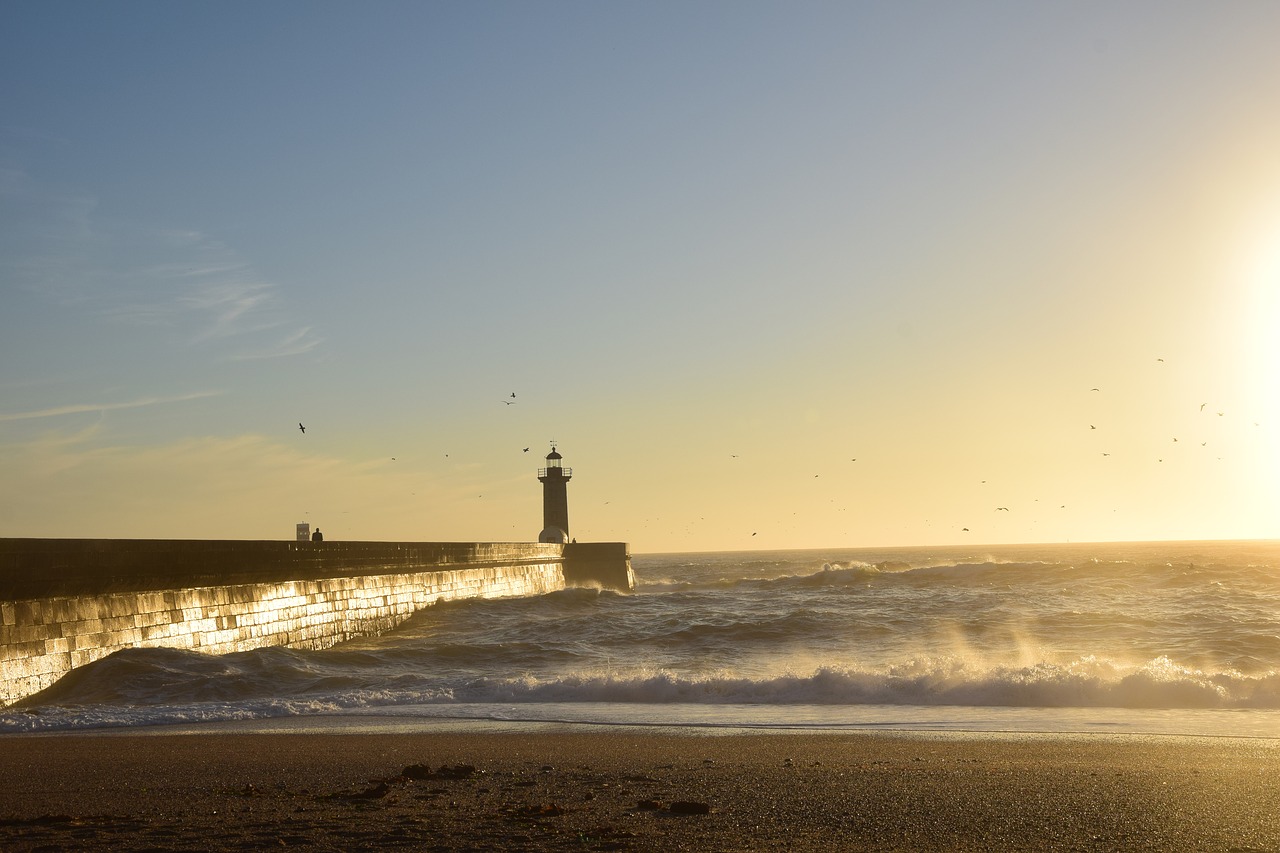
(298, 423, 305, 433)
(523, 447, 530, 452)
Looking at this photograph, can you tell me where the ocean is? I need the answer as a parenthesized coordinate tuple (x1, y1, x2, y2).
(4, 540, 1280, 738)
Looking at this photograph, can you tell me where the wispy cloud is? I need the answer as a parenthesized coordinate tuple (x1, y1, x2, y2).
(228, 326, 323, 361)
(0, 391, 223, 423)
(1, 168, 322, 360)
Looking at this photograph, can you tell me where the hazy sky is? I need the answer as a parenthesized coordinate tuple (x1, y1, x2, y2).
(3, 2, 1278, 553)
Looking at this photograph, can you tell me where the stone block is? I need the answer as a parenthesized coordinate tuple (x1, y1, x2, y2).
(13, 601, 41, 626)
(14, 624, 51, 644)
(103, 615, 135, 633)
(0, 658, 24, 681)
(107, 628, 141, 647)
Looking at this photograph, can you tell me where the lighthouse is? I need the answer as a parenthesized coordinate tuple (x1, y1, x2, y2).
(537, 444, 572, 543)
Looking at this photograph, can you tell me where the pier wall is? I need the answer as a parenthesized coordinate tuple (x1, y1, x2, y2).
(0, 538, 629, 709)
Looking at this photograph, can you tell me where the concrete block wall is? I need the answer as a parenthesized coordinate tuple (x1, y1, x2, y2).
(563, 542, 635, 591)
(0, 541, 566, 708)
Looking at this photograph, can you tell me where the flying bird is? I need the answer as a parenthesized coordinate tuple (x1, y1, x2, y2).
(1090, 388, 1100, 392)
(996, 507, 1009, 511)
(1201, 403, 1206, 411)
(298, 423, 305, 434)
(1090, 425, 1096, 430)
(523, 447, 530, 452)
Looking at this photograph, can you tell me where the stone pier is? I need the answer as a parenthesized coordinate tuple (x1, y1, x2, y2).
(0, 538, 633, 708)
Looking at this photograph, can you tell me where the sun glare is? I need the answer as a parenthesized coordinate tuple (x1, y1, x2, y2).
(1243, 217, 1280, 411)
(1237, 209, 1280, 518)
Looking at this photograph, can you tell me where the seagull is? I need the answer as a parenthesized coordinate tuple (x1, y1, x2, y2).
(1157, 357, 1164, 362)
(1090, 388, 1100, 392)
(511, 392, 516, 398)
(1090, 425, 1096, 430)
(523, 447, 530, 452)
(1200, 403, 1206, 411)
(298, 423, 305, 434)
(1102, 452, 1111, 456)
(996, 507, 1009, 511)
(502, 399, 516, 405)
(962, 527, 970, 532)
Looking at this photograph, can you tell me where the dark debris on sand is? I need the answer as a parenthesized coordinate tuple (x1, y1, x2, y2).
(1, 758, 722, 852)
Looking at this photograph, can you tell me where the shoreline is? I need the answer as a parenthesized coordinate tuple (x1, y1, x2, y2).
(9, 702, 1280, 740)
(3, 729, 1279, 850)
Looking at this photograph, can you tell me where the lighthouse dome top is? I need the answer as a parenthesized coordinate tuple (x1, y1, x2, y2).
(546, 448, 562, 461)
(538, 526, 568, 544)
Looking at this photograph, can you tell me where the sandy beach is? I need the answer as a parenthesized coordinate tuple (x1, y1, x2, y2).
(1, 729, 1278, 851)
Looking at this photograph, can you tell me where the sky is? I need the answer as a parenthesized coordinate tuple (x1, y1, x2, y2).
(2, 1, 1278, 554)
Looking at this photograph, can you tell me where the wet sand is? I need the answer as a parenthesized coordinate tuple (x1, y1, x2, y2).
(2, 730, 1279, 851)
